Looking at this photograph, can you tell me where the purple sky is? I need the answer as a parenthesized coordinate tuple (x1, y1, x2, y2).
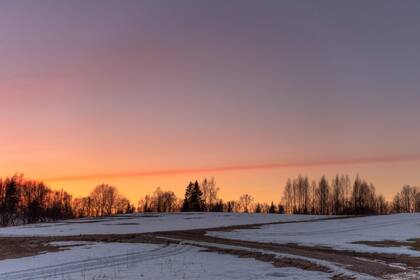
(1, 1, 420, 201)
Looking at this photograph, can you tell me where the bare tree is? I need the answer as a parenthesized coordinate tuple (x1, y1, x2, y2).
(317, 176, 330, 215)
(239, 194, 253, 213)
(310, 180, 317, 214)
(415, 189, 420, 212)
(158, 189, 178, 212)
(392, 193, 402, 213)
(202, 178, 219, 211)
(90, 184, 119, 216)
(401, 185, 415, 213)
(282, 179, 293, 214)
(138, 187, 178, 213)
(138, 195, 153, 212)
(393, 185, 419, 213)
(376, 194, 388, 214)
(341, 175, 351, 214)
(331, 175, 345, 215)
(115, 196, 131, 214)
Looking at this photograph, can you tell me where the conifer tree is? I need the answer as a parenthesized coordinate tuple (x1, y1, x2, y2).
(268, 202, 276, 213)
(181, 181, 205, 212)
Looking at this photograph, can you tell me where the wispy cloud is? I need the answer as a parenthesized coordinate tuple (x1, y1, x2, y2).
(44, 154, 420, 182)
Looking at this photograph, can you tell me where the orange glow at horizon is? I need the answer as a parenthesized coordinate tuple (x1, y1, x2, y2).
(30, 155, 420, 204)
(2, 2, 420, 205)
(44, 154, 420, 183)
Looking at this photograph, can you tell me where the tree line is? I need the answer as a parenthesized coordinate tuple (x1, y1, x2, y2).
(137, 178, 284, 214)
(0, 175, 136, 226)
(392, 185, 420, 213)
(283, 175, 380, 215)
(0, 173, 418, 226)
(138, 175, 420, 215)
(0, 175, 73, 226)
(282, 174, 420, 215)
(72, 184, 135, 217)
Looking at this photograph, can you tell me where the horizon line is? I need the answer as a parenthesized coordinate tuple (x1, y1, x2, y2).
(43, 154, 420, 183)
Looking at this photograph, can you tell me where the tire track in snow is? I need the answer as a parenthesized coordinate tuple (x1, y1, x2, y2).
(0, 244, 192, 280)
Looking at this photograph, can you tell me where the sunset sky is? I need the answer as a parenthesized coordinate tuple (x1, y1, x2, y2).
(1, 1, 420, 203)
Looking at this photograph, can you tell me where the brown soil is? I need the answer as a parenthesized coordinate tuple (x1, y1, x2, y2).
(0, 237, 62, 261)
(207, 215, 358, 232)
(354, 239, 420, 252)
(204, 245, 332, 272)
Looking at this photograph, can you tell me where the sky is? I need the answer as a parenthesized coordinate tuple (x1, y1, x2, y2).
(1, 0, 420, 203)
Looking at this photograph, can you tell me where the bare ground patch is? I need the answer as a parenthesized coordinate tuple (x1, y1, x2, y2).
(203, 245, 332, 273)
(0, 237, 63, 261)
(354, 239, 420, 252)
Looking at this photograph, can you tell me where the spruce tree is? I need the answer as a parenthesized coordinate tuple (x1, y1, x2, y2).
(4, 177, 19, 225)
(181, 182, 194, 212)
(268, 202, 276, 213)
(181, 181, 205, 212)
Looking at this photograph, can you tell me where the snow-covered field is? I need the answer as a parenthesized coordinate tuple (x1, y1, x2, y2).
(209, 213, 420, 256)
(0, 212, 324, 236)
(0, 213, 337, 280)
(0, 213, 418, 279)
(0, 241, 330, 280)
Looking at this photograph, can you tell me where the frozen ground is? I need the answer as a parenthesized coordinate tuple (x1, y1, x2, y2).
(209, 213, 420, 256)
(0, 212, 324, 237)
(0, 241, 330, 280)
(0, 213, 418, 279)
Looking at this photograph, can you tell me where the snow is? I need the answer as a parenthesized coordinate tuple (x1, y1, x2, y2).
(0, 213, 417, 279)
(209, 213, 420, 256)
(0, 241, 331, 280)
(0, 212, 325, 237)
(163, 239, 376, 280)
